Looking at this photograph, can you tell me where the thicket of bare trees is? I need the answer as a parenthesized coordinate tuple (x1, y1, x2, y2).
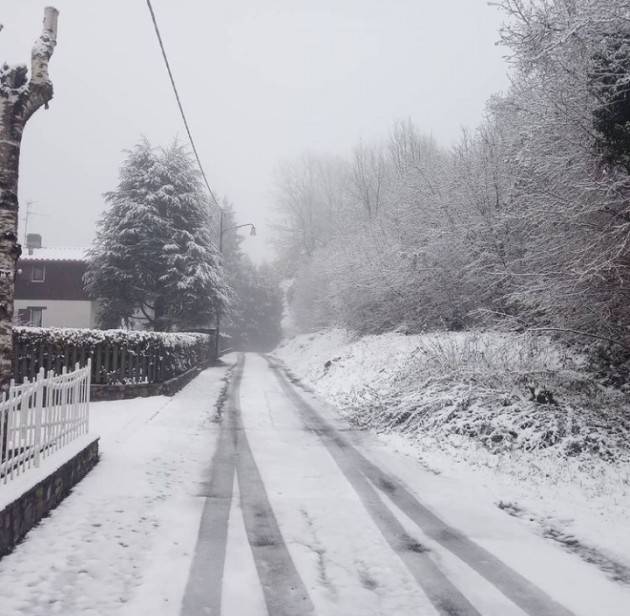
(273, 0, 630, 359)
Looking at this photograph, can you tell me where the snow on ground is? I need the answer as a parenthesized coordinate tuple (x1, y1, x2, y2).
(235, 354, 447, 615)
(0, 363, 231, 616)
(0, 434, 97, 512)
(275, 329, 630, 585)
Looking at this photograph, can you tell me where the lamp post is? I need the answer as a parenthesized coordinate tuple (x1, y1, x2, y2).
(220, 224, 256, 250)
(214, 216, 256, 360)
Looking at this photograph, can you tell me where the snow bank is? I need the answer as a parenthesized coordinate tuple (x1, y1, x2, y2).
(275, 329, 630, 575)
(277, 329, 628, 459)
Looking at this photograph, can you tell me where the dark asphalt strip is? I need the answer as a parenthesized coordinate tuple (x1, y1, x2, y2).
(266, 357, 480, 616)
(181, 404, 235, 616)
(267, 356, 577, 616)
(181, 355, 314, 616)
(230, 355, 315, 615)
(180, 378, 237, 615)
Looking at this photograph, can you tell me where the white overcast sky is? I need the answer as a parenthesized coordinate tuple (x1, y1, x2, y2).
(1, 1, 510, 262)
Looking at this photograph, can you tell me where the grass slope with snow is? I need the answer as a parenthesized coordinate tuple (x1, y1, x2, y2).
(275, 329, 630, 580)
(277, 329, 630, 462)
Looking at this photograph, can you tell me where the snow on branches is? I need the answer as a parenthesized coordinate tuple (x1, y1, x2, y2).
(85, 139, 229, 332)
(274, 1, 630, 356)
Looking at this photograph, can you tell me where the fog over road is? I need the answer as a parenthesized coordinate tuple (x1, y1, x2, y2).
(181, 354, 630, 616)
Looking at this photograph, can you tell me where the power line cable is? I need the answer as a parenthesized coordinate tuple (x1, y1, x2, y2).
(145, 0, 225, 360)
(145, 0, 221, 210)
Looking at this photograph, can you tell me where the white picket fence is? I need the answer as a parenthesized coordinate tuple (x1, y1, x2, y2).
(0, 361, 91, 484)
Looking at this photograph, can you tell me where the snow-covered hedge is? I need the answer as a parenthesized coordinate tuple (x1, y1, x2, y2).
(13, 327, 214, 385)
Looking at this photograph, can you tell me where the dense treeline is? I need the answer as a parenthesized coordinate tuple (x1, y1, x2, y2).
(273, 0, 630, 359)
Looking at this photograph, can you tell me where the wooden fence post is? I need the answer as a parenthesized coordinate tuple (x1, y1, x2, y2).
(94, 344, 102, 385)
(103, 343, 110, 383)
(33, 367, 44, 467)
(111, 343, 119, 382)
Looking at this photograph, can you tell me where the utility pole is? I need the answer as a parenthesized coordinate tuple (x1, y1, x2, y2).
(0, 7, 59, 391)
(215, 218, 256, 361)
(215, 209, 224, 362)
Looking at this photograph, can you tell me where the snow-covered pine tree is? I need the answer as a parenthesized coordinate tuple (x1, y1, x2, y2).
(85, 139, 229, 331)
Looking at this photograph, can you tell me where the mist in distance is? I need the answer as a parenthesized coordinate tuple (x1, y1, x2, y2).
(0, 0, 509, 261)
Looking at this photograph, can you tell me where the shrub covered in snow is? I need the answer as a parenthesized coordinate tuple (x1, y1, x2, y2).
(276, 330, 630, 463)
(276, 329, 630, 575)
(13, 327, 213, 385)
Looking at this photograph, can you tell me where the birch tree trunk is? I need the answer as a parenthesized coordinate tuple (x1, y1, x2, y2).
(0, 7, 58, 391)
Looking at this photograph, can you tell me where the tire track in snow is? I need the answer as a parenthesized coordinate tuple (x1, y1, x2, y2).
(267, 355, 576, 616)
(180, 400, 235, 616)
(181, 354, 314, 616)
(497, 501, 630, 586)
(266, 356, 480, 616)
(231, 355, 315, 615)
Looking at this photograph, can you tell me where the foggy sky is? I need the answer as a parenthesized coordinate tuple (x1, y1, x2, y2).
(1, 1, 509, 262)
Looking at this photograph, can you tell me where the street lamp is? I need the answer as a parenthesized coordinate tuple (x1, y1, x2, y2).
(219, 223, 256, 250)
(214, 217, 257, 360)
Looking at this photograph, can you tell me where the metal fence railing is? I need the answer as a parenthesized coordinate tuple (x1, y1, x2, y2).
(0, 361, 91, 484)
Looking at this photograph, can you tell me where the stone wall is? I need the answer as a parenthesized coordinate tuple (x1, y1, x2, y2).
(90, 365, 205, 401)
(0, 438, 99, 558)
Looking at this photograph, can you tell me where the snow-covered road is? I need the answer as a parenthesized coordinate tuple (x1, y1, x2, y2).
(183, 353, 630, 616)
(1, 354, 628, 615)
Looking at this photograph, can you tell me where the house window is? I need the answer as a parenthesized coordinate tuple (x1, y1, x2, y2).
(31, 264, 45, 282)
(26, 307, 44, 327)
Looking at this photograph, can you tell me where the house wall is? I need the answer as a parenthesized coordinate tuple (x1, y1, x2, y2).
(14, 299, 97, 328)
(15, 261, 89, 301)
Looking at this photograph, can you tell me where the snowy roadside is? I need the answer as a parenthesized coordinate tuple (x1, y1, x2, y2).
(275, 329, 630, 584)
(0, 362, 232, 616)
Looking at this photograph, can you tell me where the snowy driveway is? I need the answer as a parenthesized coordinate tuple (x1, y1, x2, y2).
(182, 353, 630, 616)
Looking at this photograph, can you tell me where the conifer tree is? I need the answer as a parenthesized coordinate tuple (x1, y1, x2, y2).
(85, 139, 228, 331)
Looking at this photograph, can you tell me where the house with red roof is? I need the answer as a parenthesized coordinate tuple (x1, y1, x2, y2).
(14, 234, 96, 328)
